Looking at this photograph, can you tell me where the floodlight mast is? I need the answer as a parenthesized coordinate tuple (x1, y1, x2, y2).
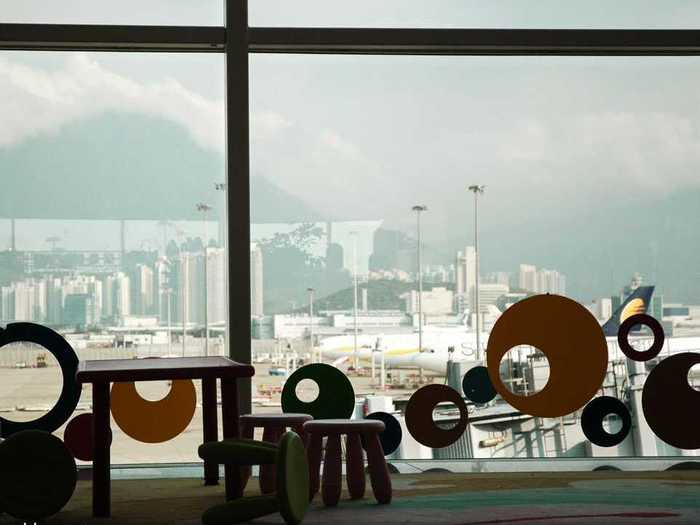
(412, 205, 428, 356)
(197, 202, 212, 357)
(467, 185, 485, 361)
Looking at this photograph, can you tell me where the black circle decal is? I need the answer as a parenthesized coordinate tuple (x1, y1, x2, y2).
(581, 396, 632, 447)
(0, 323, 81, 436)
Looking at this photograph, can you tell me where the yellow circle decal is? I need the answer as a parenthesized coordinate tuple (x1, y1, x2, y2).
(110, 380, 197, 443)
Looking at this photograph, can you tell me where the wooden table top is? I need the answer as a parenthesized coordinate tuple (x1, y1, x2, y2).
(76, 356, 255, 383)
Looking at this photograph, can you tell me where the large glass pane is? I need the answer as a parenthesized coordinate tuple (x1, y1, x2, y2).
(251, 1, 700, 29)
(250, 54, 700, 464)
(0, 51, 226, 465)
(0, 1, 222, 26)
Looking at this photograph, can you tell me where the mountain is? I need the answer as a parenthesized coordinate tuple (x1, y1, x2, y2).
(0, 113, 320, 223)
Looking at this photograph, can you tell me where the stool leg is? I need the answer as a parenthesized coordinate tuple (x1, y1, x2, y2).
(322, 434, 342, 507)
(365, 433, 392, 504)
(307, 433, 323, 501)
(345, 433, 366, 499)
(292, 424, 307, 447)
(260, 425, 284, 494)
(240, 423, 254, 491)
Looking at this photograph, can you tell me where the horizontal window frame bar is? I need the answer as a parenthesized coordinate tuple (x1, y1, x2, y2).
(2, 24, 700, 55)
(248, 28, 700, 56)
(0, 24, 226, 52)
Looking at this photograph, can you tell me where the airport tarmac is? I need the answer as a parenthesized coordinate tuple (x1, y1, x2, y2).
(0, 356, 432, 465)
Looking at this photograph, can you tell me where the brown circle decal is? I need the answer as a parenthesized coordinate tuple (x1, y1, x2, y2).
(642, 352, 700, 450)
(617, 313, 665, 362)
(64, 412, 112, 461)
(486, 294, 608, 418)
(110, 380, 197, 443)
(405, 384, 468, 448)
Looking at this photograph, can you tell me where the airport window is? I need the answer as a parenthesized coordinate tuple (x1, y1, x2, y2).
(0, 51, 226, 464)
(2, 2, 700, 470)
(250, 54, 700, 459)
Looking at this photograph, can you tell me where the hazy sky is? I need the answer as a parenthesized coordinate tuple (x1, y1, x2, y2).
(3, 1, 700, 28)
(3, 5, 700, 299)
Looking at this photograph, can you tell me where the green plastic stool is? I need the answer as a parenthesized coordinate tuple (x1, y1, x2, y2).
(198, 431, 309, 525)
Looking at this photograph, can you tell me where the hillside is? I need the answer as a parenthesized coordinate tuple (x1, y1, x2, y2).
(0, 113, 320, 223)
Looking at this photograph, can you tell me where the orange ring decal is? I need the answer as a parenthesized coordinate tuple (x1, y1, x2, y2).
(110, 380, 197, 443)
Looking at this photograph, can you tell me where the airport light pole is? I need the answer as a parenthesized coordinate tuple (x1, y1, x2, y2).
(351, 231, 359, 370)
(467, 185, 485, 361)
(307, 287, 315, 362)
(412, 206, 428, 355)
(197, 203, 212, 357)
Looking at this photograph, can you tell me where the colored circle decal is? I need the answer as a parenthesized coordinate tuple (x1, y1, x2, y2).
(0, 430, 77, 521)
(405, 384, 468, 448)
(642, 352, 700, 450)
(581, 396, 632, 447)
(462, 366, 497, 404)
(0, 323, 81, 436)
(486, 294, 608, 418)
(365, 412, 402, 456)
(111, 380, 197, 443)
(64, 413, 112, 461)
(617, 314, 665, 362)
(281, 364, 355, 420)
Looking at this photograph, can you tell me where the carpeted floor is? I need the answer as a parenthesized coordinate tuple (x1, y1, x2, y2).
(4, 471, 700, 525)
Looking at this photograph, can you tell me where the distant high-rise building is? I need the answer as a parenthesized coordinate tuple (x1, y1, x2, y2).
(250, 243, 264, 317)
(130, 264, 155, 315)
(484, 271, 511, 287)
(154, 257, 173, 324)
(589, 297, 613, 321)
(519, 264, 538, 292)
(176, 252, 202, 324)
(113, 272, 131, 320)
(47, 277, 63, 325)
(470, 283, 510, 313)
(403, 287, 454, 315)
(519, 264, 566, 295)
(207, 248, 227, 324)
(455, 246, 477, 312)
(64, 294, 94, 329)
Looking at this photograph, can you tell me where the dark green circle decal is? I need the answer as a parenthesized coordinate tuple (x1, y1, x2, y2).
(281, 364, 355, 420)
(0, 323, 81, 436)
(0, 430, 77, 520)
(462, 365, 497, 404)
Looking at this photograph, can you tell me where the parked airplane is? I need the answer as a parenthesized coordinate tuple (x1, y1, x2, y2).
(317, 286, 700, 374)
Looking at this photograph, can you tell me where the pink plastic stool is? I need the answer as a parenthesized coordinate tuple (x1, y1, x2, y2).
(240, 413, 313, 494)
(304, 419, 392, 506)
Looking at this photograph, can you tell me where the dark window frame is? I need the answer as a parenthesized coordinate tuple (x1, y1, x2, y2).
(2, 1, 700, 413)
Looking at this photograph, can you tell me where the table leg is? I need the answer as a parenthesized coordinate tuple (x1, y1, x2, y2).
(92, 381, 111, 517)
(202, 377, 219, 486)
(221, 377, 243, 500)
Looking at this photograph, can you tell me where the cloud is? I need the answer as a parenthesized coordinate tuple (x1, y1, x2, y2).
(0, 53, 225, 152)
(252, 110, 293, 142)
(314, 129, 363, 161)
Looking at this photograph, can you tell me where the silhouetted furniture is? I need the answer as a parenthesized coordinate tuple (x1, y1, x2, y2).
(198, 431, 309, 525)
(240, 413, 313, 493)
(304, 419, 392, 506)
(76, 356, 255, 518)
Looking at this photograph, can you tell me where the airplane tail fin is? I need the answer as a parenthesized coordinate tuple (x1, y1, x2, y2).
(601, 285, 655, 337)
